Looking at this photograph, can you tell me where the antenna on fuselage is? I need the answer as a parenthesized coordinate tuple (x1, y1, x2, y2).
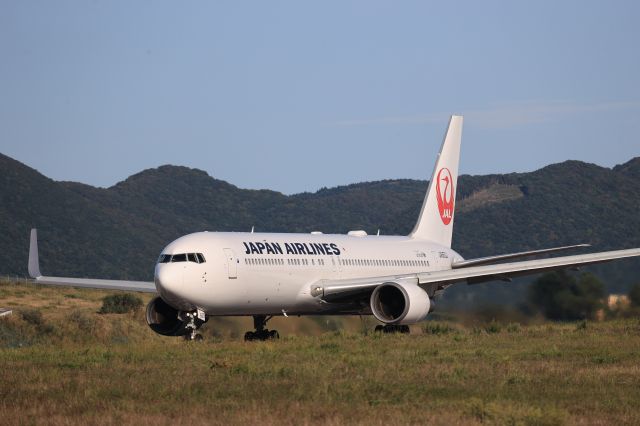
(377, 229, 380, 236)
(251, 226, 254, 234)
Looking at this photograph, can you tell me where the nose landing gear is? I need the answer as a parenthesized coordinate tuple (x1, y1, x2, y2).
(244, 315, 280, 341)
(182, 311, 206, 341)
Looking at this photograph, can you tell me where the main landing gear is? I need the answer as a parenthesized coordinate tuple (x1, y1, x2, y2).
(244, 315, 280, 341)
(375, 324, 410, 334)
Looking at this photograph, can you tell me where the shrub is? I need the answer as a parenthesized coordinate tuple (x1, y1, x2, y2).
(629, 283, 640, 307)
(485, 320, 501, 334)
(69, 310, 96, 333)
(99, 294, 143, 314)
(528, 271, 605, 321)
(19, 309, 44, 326)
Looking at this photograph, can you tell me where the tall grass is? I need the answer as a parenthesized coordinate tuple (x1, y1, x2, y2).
(1, 280, 640, 424)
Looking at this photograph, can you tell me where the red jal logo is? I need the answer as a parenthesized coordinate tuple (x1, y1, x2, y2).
(436, 168, 454, 225)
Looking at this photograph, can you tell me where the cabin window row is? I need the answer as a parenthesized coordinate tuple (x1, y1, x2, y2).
(244, 258, 325, 266)
(339, 258, 429, 267)
(158, 253, 206, 264)
(242, 257, 427, 268)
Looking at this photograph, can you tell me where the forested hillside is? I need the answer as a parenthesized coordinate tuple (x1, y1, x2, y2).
(1, 152, 639, 306)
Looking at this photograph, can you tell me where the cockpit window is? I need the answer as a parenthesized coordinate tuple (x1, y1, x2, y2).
(158, 253, 205, 264)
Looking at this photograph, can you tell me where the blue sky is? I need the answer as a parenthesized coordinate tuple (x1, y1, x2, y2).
(1, 1, 639, 194)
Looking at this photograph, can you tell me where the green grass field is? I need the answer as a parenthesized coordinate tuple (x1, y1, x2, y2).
(1, 278, 640, 425)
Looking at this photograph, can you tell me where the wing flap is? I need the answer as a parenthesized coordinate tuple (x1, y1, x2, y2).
(451, 244, 590, 269)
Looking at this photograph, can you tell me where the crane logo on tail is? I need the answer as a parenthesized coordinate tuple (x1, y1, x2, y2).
(436, 167, 455, 225)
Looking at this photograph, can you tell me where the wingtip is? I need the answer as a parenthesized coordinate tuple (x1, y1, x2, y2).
(28, 228, 42, 278)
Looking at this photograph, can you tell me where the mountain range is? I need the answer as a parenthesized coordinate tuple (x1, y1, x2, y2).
(1, 152, 639, 306)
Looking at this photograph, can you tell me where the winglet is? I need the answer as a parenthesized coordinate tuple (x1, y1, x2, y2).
(409, 115, 463, 246)
(28, 229, 42, 278)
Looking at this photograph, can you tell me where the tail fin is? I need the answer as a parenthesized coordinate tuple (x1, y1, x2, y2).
(409, 115, 463, 246)
(28, 228, 42, 278)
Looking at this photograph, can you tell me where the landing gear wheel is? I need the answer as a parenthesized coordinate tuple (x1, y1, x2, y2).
(375, 324, 410, 334)
(184, 331, 204, 341)
(244, 315, 280, 342)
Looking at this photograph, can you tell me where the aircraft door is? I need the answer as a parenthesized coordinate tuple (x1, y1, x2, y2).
(223, 248, 237, 279)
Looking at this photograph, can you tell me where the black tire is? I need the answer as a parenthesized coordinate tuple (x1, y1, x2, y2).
(401, 325, 410, 334)
(194, 334, 204, 341)
(244, 331, 254, 341)
(269, 330, 280, 339)
(374, 325, 384, 333)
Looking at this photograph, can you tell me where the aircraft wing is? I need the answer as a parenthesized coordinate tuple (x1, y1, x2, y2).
(28, 229, 156, 293)
(313, 248, 640, 302)
(418, 248, 640, 286)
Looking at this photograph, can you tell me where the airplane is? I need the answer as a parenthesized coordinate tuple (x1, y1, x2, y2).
(27, 115, 640, 341)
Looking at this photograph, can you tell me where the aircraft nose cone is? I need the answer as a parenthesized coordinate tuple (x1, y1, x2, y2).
(154, 265, 182, 299)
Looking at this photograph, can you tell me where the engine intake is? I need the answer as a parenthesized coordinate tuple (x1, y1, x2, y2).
(370, 282, 431, 325)
(145, 296, 190, 336)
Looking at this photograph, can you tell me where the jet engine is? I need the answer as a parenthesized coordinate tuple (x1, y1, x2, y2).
(145, 296, 191, 336)
(370, 282, 431, 325)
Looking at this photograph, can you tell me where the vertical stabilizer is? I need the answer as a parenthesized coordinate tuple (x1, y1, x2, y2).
(28, 228, 42, 278)
(409, 115, 463, 246)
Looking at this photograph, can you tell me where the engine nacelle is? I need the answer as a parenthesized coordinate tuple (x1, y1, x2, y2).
(370, 282, 431, 325)
(145, 296, 190, 336)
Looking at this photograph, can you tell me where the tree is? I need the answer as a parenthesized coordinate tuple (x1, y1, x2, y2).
(528, 271, 605, 320)
(629, 283, 640, 307)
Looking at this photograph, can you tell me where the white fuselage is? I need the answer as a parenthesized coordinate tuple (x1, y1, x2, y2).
(154, 231, 463, 316)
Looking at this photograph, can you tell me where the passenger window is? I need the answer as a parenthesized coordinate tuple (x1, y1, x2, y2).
(171, 254, 187, 262)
